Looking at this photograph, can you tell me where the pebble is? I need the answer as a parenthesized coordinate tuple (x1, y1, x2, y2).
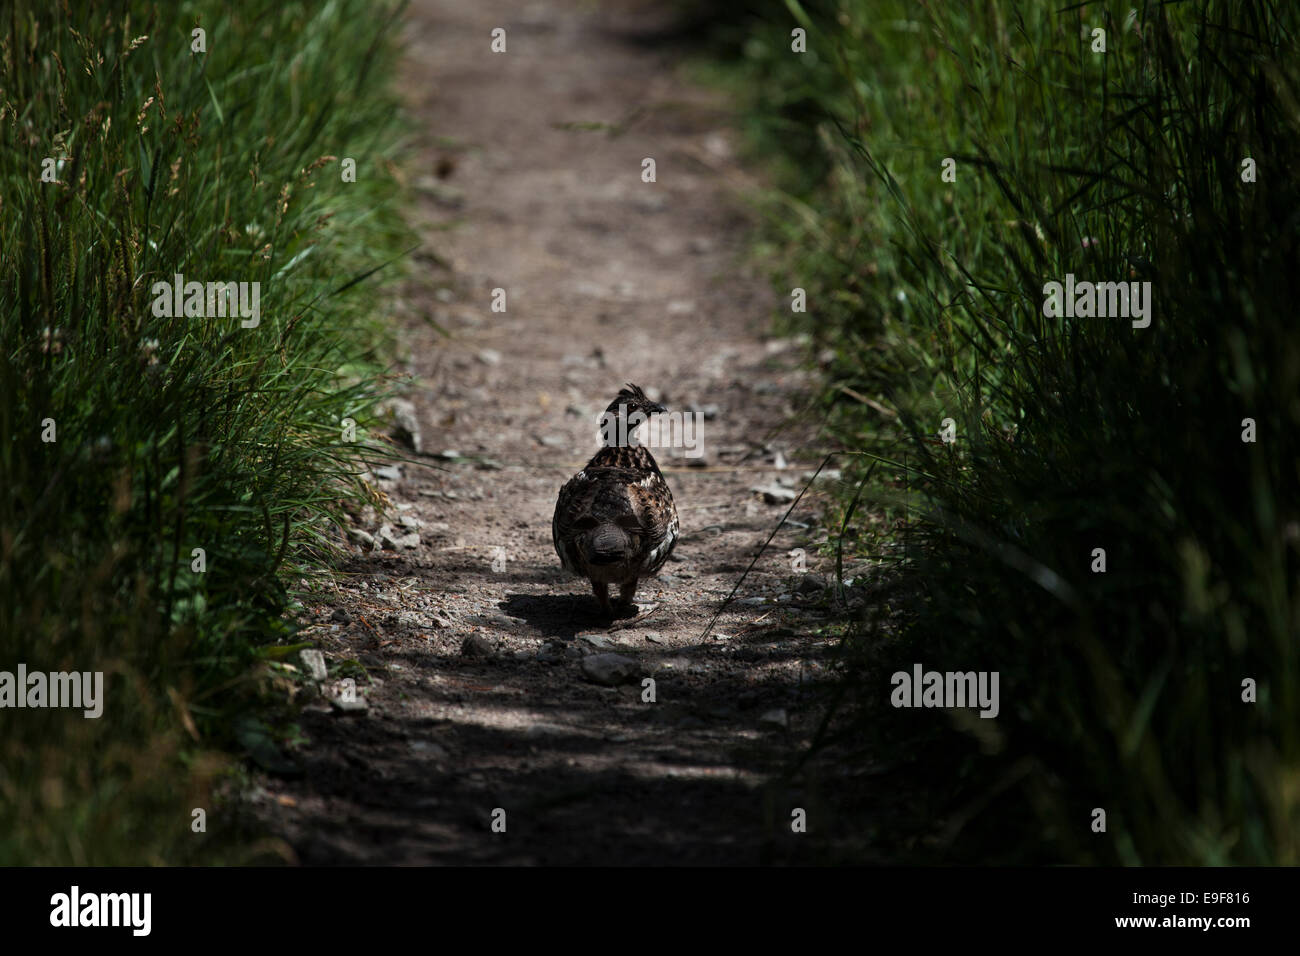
(378, 524, 421, 551)
(385, 398, 422, 453)
(750, 482, 796, 504)
(801, 469, 843, 483)
(347, 528, 375, 549)
(298, 649, 328, 681)
(329, 695, 369, 715)
(537, 642, 566, 663)
(408, 740, 449, 759)
(580, 653, 641, 686)
(461, 634, 496, 659)
(797, 574, 826, 594)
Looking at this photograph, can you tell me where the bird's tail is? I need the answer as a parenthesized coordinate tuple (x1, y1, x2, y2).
(585, 523, 630, 565)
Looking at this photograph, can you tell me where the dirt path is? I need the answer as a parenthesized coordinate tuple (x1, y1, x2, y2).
(248, 0, 851, 865)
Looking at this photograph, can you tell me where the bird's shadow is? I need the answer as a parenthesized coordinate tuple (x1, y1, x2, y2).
(499, 591, 634, 639)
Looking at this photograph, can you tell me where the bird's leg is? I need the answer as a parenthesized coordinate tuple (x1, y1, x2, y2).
(592, 580, 613, 618)
(618, 578, 639, 609)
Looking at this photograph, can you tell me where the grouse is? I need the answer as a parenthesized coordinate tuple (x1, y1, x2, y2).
(552, 384, 679, 619)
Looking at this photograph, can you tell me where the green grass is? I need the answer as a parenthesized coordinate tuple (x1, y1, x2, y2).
(701, 0, 1300, 863)
(0, 0, 413, 863)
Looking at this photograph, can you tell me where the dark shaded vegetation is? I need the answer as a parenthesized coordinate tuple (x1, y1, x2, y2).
(0, 0, 411, 863)
(697, 0, 1299, 863)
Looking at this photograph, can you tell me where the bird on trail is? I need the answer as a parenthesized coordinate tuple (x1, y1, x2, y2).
(552, 384, 679, 620)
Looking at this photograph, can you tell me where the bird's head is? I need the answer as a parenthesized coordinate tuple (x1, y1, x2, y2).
(601, 383, 665, 446)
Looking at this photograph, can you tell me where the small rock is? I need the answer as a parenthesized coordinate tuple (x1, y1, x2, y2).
(328, 694, 369, 715)
(298, 649, 328, 681)
(751, 482, 796, 504)
(578, 632, 614, 649)
(538, 434, 566, 448)
(373, 464, 402, 482)
(399, 514, 421, 530)
(461, 634, 496, 659)
(644, 632, 665, 644)
(797, 574, 826, 594)
(802, 468, 843, 483)
(408, 740, 449, 758)
(476, 348, 502, 366)
(580, 653, 640, 686)
(346, 528, 375, 550)
(375, 524, 419, 551)
(385, 398, 422, 453)
(330, 608, 350, 623)
(759, 708, 789, 730)
(537, 642, 566, 663)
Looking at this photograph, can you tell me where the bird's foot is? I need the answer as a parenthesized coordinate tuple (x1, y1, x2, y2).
(611, 600, 640, 620)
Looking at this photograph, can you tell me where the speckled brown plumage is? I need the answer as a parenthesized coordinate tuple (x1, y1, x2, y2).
(552, 384, 679, 618)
